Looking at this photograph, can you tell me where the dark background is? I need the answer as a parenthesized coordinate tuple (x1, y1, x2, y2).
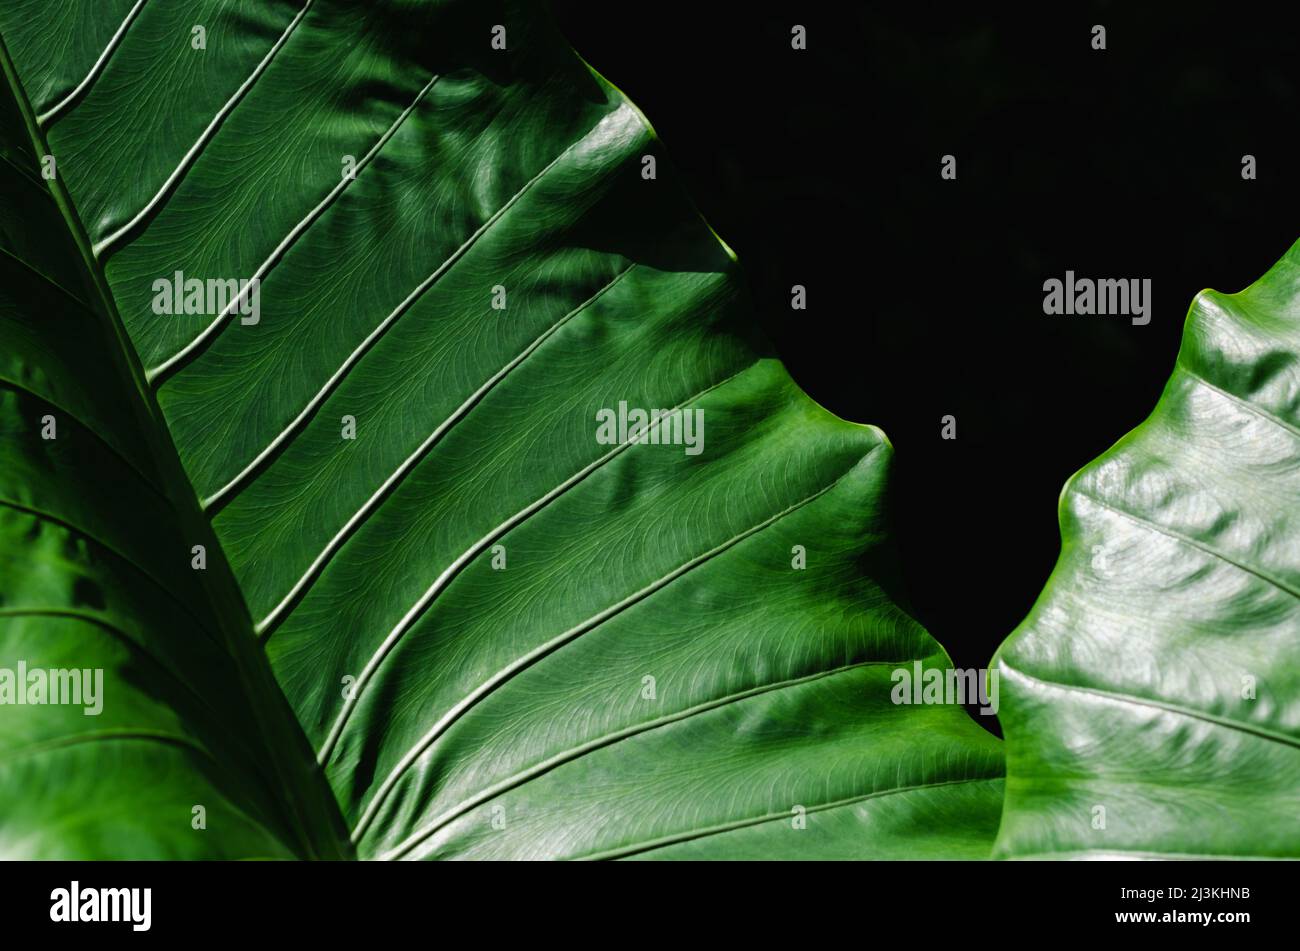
(551, 0, 1300, 720)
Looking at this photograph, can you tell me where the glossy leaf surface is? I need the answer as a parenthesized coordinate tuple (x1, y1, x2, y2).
(0, 1, 1003, 858)
(995, 241, 1300, 859)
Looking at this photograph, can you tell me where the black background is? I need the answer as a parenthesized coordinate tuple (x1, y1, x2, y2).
(550, 0, 1300, 721)
(1, 859, 1278, 936)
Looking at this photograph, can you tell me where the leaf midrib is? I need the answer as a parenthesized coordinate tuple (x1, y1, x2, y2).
(0, 25, 353, 860)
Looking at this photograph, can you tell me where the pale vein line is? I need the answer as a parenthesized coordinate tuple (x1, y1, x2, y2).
(311, 363, 756, 767)
(155, 78, 618, 388)
(378, 659, 914, 860)
(149, 69, 442, 386)
(91, 0, 315, 260)
(37, 0, 148, 128)
(196, 102, 615, 501)
(1071, 487, 1300, 602)
(1175, 360, 1300, 442)
(350, 457, 870, 843)
(252, 264, 637, 633)
(205, 112, 607, 482)
(202, 140, 598, 515)
(1000, 660, 1300, 751)
(571, 777, 1000, 862)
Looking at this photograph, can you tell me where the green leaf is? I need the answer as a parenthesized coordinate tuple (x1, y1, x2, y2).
(994, 240, 1300, 860)
(0, 1, 1002, 858)
(0, 31, 349, 859)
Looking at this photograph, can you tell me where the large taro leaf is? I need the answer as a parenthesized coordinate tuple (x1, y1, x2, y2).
(994, 240, 1300, 860)
(0, 0, 1003, 859)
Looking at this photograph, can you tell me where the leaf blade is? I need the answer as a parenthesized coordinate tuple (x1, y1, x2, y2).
(2, 0, 1003, 859)
(995, 240, 1300, 860)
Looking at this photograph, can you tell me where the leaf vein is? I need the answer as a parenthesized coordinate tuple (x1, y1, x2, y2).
(148, 68, 443, 385)
(573, 776, 1002, 862)
(37, 0, 147, 128)
(378, 657, 934, 860)
(252, 263, 638, 634)
(1071, 487, 1300, 603)
(92, 0, 315, 259)
(999, 660, 1300, 751)
(349, 448, 877, 843)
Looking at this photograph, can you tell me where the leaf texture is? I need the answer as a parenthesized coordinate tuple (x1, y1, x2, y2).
(0, 0, 1002, 859)
(995, 240, 1300, 860)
